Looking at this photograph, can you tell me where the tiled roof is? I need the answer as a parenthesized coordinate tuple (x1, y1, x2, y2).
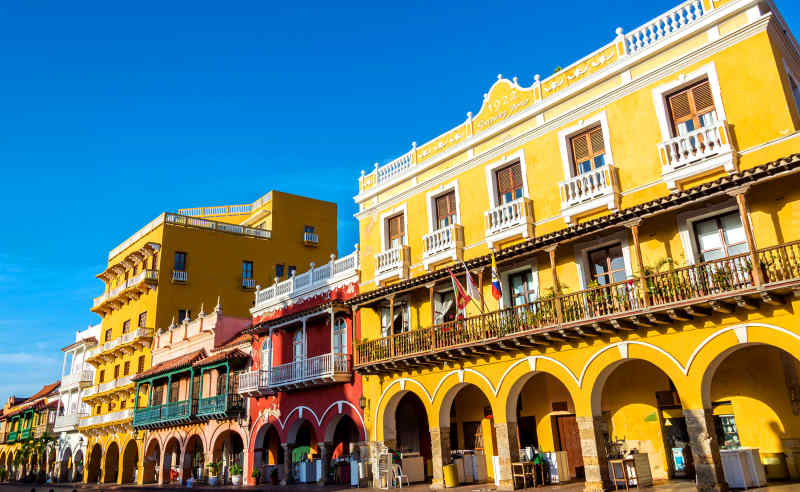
(132, 349, 206, 380)
(213, 332, 253, 351)
(28, 382, 60, 401)
(194, 349, 248, 367)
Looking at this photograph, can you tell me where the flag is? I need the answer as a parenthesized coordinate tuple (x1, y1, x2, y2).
(462, 261, 482, 308)
(448, 268, 471, 311)
(491, 249, 502, 301)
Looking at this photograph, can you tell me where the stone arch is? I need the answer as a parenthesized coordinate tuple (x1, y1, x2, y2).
(86, 442, 102, 483)
(211, 429, 245, 484)
(162, 435, 183, 484)
(433, 373, 500, 429)
(72, 448, 84, 483)
(375, 379, 433, 441)
(103, 441, 119, 483)
(320, 401, 366, 442)
(286, 417, 318, 446)
(252, 422, 283, 469)
(142, 437, 161, 484)
(182, 434, 205, 481)
(120, 439, 138, 484)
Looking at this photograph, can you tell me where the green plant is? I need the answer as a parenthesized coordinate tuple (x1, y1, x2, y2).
(0, 467, 7, 482)
(251, 468, 262, 479)
(206, 460, 221, 476)
(230, 463, 243, 475)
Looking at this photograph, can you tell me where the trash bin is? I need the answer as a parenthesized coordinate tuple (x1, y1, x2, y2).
(443, 463, 459, 487)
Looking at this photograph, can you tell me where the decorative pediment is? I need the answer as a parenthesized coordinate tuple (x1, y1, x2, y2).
(472, 75, 535, 134)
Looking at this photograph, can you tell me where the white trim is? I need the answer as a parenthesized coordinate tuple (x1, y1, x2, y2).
(572, 231, 634, 289)
(378, 204, 408, 252)
(783, 58, 800, 121)
(651, 62, 727, 141)
(577, 341, 687, 387)
(495, 355, 580, 392)
(676, 199, 741, 265)
(483, 149, 529, 209)
(424, 182, 461, 232)
(556, 110, 615, 180)
(499, 260, 538, 310)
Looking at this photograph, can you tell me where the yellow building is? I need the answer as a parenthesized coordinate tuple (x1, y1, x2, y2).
(350, 1, 800, 491)
(0, 382, 61, 481)
(79, 190, 337, 484)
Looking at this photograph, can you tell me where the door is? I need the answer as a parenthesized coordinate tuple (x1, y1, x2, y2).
(555, 415, 584, 478)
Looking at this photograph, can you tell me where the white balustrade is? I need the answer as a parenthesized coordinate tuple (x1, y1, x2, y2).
(559, 166, 617, 208)
(80, 408, 132, 427)
(376, 150, 414, 184)
(61, 369, 93, 389)
(54, 413, 88, 432)
(375, 245, 409, 274)
(625, 0, 706, 55)
(237, 370, 270, 395)
(423, 224, 464, 258)
(303, 232, 319, 243)
(253, 248, 360, 311)
(96, 375, 132, 394)
(268, 353, 351, 387)
(659, 120, 732, 170)
(172, 270, 188, 282)
(485, 197, 534, 236)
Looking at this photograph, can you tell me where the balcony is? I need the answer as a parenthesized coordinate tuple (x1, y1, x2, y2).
(95, 375, 133, 394)
(242, 278, 256, 290)
(268, 353, 351, 390)
(0, 431, 7, 444)
(33, 422, 54, 438)
(20, 427, 31, 440)
(92, 269, 158, 314)
(53, 413, 87, 433)
(374, 245, 410, 284)
(80, 408, 133, 427)
(658, 120, 737, 191)
(87, 328, 154, 365)
(172, 270, 188, 283)
(355, 240, 800, 372)
(422, 224, 464, 271)
(7, 430, 18, 443)
(61, 368, 94, 390)
(304, 231, 320, 246)
(197, 393, 243, 419)
(484, 197, 534, 249)
(238, 370, 271, 396)
(133, 400, 193, 429)
(559, 165, 620, 223)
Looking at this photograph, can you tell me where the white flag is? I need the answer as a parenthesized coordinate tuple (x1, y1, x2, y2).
(462, 262, 482, 308)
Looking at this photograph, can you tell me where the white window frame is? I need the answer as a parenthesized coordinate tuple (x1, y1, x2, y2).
(293, 329, 306, 362)
(651, 62, 727, 141)
(783, 58, 800, 122)
(556, 110, 616, 181)
(677, 199, 748, 265)
(333, 318, 347, 354)
(261, 338, 272, 369)
(379, 204, 408, 252)
(425, 182, 461, 232)
(573, 231, 634, 290)
(380, 296, 411, 335)
(484, 150, 530, 209)
(500, 260, 539, 310)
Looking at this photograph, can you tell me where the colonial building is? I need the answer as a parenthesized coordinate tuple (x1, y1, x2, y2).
(52, 323, 101, 482)
(80, 190, 337, 484)
(0, 382, 61, 480)
(129, 300, 252, 486)
(350, 0, 800, 491)
(238, 248, 363, 485)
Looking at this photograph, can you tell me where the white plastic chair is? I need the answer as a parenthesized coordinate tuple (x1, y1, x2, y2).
(392, 464, 409, 488)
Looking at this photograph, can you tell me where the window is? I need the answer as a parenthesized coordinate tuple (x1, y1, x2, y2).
(122, 319, 131, 334)
(120, 400, 126, 409)
(509, 270, 537, 307)
(174, 251, 187, 271)
(570, 126, 606, 175)
(667, 79, 716, 136)
(288, 265, 296, 277)
(387, 214, 405, 248)
(435, 191, 457, 229)
(114, 365, 120, 379)
(434, 291, 456, 324)
(133, 264, 138, 276)
(304, 225, 315, 233)
(275, 263, 284, 279)
(104, 328, 112, 342)
(333, 318, 347, 354)
(138, 311, 147, 328)
(380, 301, 410, 336)
(216, 370, 227, 395)
(293, 330, 305, 361)
(791, 75, 800, 119)
(242, 261, 254, 279)
(693, 211, 747, 262)
(123, 361, 130, 376)
(169, 380, 179, 402)
(153, 385, 164, 405)
(587, 244, 627, 285)
(151, 252, 159, 270)
(178, 309, 191, 323)
(495, 162, 524, 204)
(95, 405, 101, 415)
(99, 370, 105, 383)
(261, 339, 272, 368)
(137, 355, 145, 373)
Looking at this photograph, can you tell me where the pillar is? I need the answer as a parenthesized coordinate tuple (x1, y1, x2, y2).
(280, 443, 291, 485)
(494, 422, 519, 490)
(318, 442, 329, 484)
(577, 415, 611, 492)
(728, 185, 762, 286)
(684, 408, 729, 492)
(430, 427, 450, 489)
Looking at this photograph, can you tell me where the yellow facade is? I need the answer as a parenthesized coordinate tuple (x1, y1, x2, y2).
(352, 1, 800, 491)
(79, 190, 338, 484)
(0, 383, 60, 480)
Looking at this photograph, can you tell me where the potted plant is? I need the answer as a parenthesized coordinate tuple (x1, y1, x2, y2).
(0, 467, 7, 482)
(206, 461, 221, 486)
(270, 467, 280, 485)
(250, 467, 261, 485)
(230, 463, 243, 486)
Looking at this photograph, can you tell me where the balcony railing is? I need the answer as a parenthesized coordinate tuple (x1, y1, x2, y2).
(81, 408, 133, 427)
(304, 232, 320, 244)
(422, 224, 464, 269)
(62, 368, 94, 389)
(7, 430, 18, 443)
(374, 245, 410, 283)
(253, 248, 360, 311)
(92, 269, 159, 311)
(484, 198, 534, 247)
(559, 165, 618, 208)
(242, 278, 256, 289)
(133, 400, 193, 428)
(658, 120, 736, 189)
(356, 240, 800, 368)
(33, 422, 54, 438)
(54, 413, 87, 433)
(238, 370, 271, 396)
(96, 375, 133, 394)
(0, 431, 7, 444)
(624, 0, 706, 55)
(268, 353, 351, 389)
(197, 393, 242, 418)
(20, 427, 32, 440)
(172, 270, 188, 283)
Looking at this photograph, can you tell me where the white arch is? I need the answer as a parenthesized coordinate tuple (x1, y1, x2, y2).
(431, 368, 498, 401)
(251, 401, 365, 440)
(496, 355, 580, 392)
(373, 378, 433, 438)
(578, 340, 686, 386)
(685, 322, 800, 373)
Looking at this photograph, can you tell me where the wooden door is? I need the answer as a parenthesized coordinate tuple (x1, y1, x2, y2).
(555, 415, 584, 478)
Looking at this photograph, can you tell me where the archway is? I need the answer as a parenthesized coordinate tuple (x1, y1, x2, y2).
(212, 430, 244, 484)
(121, 440, 138, 483)
(163, 437, 182, 484)
(142, 439, 160, 484)
(86, 443, 102, 483)
(253, 424, 283, 484)
(593, 359, 690, 482)
(73, 449, 84, 483)
(183, 435, 205, 481)
(47, 447, 56, 479)
(103, 441, 119, 483)
(59, 447, 72, 482)
(328, 414, 359, 460)
(507, 371, 583, 478)
(439, 383, 496, 483)
(382, 390, 431, 481)
(703, 344, 800, 481)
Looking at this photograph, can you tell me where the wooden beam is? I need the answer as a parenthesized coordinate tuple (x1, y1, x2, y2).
(760, 291, 786, 306)
(710, 300, 734, 314)
(591, 321, 616, 334)
(575, 327, 600, 338)
(666, 308, 692, 322)
(685, 306, 712, 317)
(734, 295, 759, 311)
(610, 319, 636, 331)
(645, 313, 671, 325)
(629, 315, 654, 328)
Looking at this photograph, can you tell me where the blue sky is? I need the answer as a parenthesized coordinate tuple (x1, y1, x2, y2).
(1, 0, 799, 400)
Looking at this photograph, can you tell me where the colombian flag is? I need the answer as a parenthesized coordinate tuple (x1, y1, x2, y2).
(491, 249, 502, 301)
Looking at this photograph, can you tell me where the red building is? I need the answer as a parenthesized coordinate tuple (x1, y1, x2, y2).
(238, 249, 363, 485)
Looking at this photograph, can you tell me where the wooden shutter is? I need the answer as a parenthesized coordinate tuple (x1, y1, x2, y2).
(388, 214, 404, 241)
(435, 191, 456, 225)
(496, 163, 523, 197)
(570, 126, 605, 171)
(668, 80, 715, 129)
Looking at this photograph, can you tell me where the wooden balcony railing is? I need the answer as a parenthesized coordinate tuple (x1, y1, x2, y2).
(356, 240, 800, 368)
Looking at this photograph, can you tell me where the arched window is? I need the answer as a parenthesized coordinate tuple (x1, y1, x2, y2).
(333, 318, 347, 354)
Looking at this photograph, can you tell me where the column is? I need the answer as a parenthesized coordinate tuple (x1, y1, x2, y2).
(427, 282, 435, 326)
(281, 443, 291, 485)
(546, 245, 564, 322)
(317, 442, 329, 485)
(728, 185, 762, 286)
(684, 408, 729, 492)
(625, 218, 650, 306)
(430, 427, 450, 489)
(494, 421, 519, 490)
(388, 295, 395, 355)
(577, 415, 611, 492)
